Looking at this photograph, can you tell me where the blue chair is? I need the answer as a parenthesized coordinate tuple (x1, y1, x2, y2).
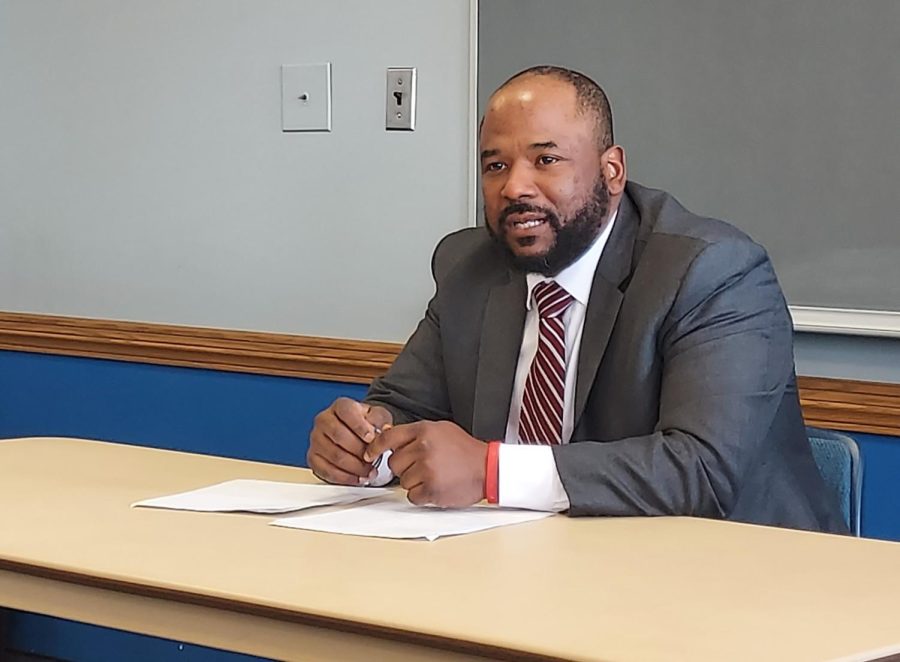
(806, 427, 863, 536)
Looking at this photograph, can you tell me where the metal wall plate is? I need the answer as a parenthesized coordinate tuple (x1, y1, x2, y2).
(386, 67, 416, 131)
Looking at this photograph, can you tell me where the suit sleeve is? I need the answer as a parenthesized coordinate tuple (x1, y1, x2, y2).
(553, 237, 795, 518)
(363, 239, 454, 425)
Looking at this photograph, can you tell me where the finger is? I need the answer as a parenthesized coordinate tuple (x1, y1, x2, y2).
(310, 428, 373, 479)
(309, 452, 364, 486)
(397, 462, 426, 492)
(333, 397, 379, 443)
(387, 443, 419, 478)
(364, 404, 393, 432)
(364, 423, 420, 462)
(407, 484, 434, 507)
(317, 414, 368, 460)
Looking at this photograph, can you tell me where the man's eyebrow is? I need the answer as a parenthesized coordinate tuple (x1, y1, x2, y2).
(480, 141, 559, 160)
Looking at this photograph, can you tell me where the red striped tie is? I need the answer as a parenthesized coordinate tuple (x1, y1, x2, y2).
(518, 280, 574, 445)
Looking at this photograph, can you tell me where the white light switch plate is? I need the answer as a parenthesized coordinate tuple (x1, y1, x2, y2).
(281, 63, 331, 132)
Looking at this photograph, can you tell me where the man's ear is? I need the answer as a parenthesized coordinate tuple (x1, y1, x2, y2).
(602, 145, 627, 196)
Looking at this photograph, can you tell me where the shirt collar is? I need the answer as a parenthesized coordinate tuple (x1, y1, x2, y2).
(525, 208, 619, 309)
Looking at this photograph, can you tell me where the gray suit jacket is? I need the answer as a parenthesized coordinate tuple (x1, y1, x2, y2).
(366, 182, 847, 533)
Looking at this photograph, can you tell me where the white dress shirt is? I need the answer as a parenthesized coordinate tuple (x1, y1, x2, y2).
(370, 211, 618, 502)
(499, 211, 617, 511)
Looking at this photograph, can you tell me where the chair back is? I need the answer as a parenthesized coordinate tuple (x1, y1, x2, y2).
(806, 427, 863, 536)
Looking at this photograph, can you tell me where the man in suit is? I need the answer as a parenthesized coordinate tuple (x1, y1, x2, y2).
(308, 65, 846, 533)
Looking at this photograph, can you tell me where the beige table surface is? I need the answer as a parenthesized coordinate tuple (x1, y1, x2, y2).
(1, 437, 899, 662)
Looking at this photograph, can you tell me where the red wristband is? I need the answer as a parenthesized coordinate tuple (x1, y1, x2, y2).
(485, 441, 500, 504)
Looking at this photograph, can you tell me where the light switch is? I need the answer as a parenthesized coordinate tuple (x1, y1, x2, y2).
(281, 63, 331, 132)
(386, 67, 416, 131)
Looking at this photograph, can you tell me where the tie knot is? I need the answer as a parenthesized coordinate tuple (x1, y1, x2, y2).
(533, 280, 573, 319)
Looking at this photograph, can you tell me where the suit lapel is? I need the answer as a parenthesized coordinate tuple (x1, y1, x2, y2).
(573, 197, 642, 425)
(471, 272, 527, 440)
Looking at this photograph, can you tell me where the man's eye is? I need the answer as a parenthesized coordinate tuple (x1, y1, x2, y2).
(484, 162, 506, 172)
(538, 155, 559, 166)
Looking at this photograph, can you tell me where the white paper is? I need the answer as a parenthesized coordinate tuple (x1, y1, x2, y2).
(132, 479, 389, 514)
(271, 497, 553, 541)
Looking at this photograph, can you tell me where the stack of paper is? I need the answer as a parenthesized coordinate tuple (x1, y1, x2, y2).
(132, 479, 389, 513)
(133, 479, 554, 541)
(273, 497, 552, 541)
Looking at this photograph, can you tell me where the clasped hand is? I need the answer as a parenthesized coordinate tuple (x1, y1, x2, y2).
(308, 398, 487, 508)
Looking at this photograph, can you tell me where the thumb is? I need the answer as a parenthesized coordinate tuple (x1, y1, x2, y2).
(364, 404, 394, 435)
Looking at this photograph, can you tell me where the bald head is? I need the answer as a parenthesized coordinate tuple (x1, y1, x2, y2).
(478, 66, 627, 275)
(491, 66, 614, 151)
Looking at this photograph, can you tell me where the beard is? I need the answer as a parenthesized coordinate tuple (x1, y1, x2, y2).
(485, 177, 611, 276)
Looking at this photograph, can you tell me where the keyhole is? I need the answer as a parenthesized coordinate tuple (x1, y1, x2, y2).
(393, 91, 403, 106)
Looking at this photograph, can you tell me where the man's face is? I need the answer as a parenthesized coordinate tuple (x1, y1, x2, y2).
(480, 76, 610, 275)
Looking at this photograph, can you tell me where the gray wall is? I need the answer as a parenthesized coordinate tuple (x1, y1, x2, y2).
(792, 332, 900, 383)
(0, 0, 473, 342)
(3, 0, 899, 382)
(479, 0, 900, 382)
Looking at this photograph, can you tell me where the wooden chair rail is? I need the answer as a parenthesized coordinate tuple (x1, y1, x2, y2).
(2, 311, 898, 436)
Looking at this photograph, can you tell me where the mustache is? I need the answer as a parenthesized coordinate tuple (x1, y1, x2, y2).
(498, 203, 561, 230)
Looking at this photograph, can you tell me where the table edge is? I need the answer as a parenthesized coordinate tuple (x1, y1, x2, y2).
(0, 556, 566, 662)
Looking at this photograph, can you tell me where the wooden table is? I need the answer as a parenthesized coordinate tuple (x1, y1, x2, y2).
(1, 437, 899, 661)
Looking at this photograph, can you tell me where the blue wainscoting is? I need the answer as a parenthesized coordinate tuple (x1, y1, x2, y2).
(5, 614, 272, 662)
(2, 348, 900, 660)
(0, 349, 366, 465)
(0, 349, 366, 661)
(852, 432, 900, 542)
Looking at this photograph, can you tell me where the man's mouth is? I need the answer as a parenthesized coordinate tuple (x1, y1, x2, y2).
(505, 213, 548, 230)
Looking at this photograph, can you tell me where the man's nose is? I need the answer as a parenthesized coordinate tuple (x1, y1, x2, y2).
(500, 162, 537, 201)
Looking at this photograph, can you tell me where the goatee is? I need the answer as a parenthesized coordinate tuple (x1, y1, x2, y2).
(486, 177, 611, 276)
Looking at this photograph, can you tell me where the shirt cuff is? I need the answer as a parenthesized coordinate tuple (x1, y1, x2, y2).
(498, 444, 570, 512)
